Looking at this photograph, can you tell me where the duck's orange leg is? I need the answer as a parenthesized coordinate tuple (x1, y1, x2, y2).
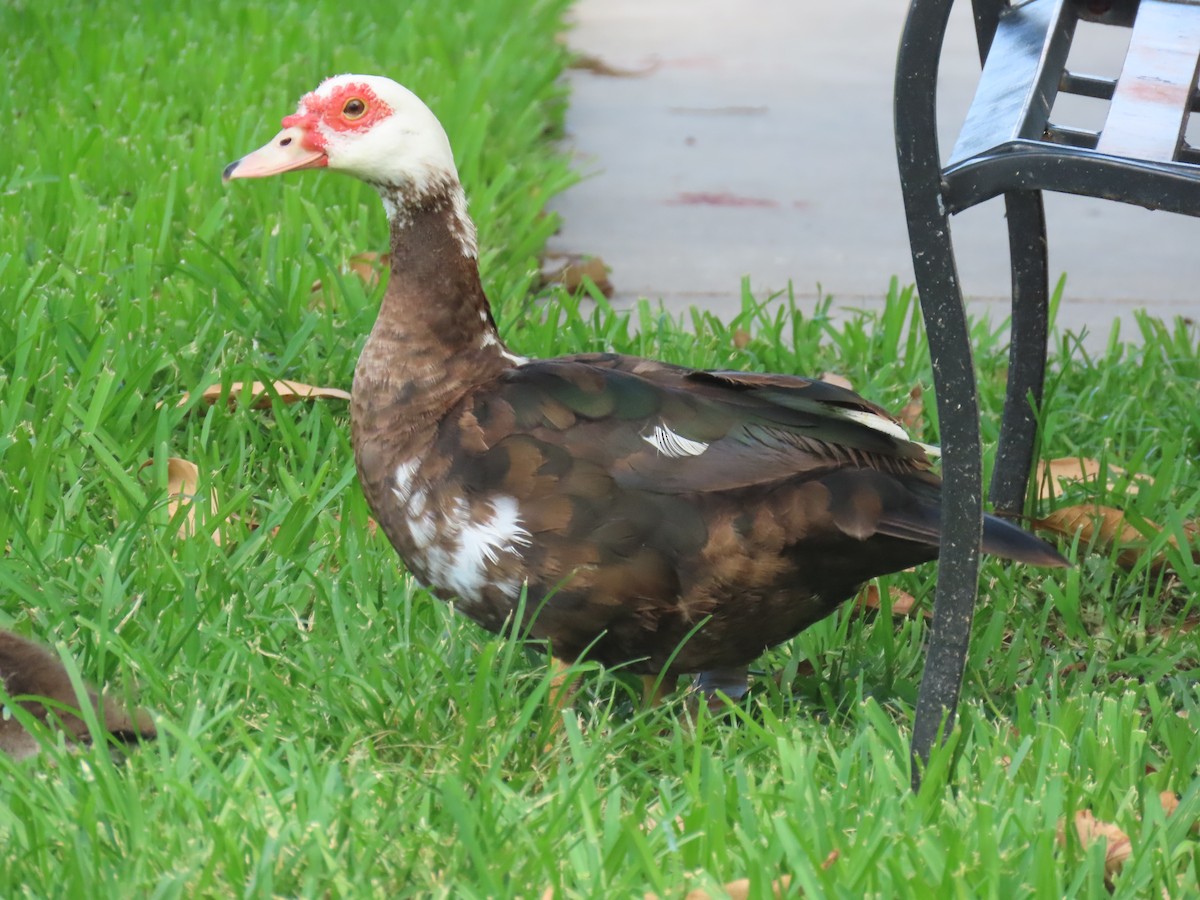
(544, 657, 580, 736)
(640, 673, 676, 708)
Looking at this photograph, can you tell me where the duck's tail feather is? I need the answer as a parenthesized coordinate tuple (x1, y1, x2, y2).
(829, 470, 1069, 568)
(982, 512, 1070, 567)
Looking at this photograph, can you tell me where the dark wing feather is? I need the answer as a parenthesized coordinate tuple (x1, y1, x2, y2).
(493, 355, 934, 495)
(450, 354, 1064, 576)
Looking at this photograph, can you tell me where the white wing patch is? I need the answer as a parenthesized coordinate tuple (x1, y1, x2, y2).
(834, 408, 911, 442)
(642, 423, 709, 458)
(916, 441, 942, 459)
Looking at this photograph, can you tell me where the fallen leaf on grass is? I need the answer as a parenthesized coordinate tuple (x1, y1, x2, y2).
(772, 659, 818, 687)
(731, 328, 752, 350)
(1051, 794, 1198, 892)
(1159, 791, 1179, 818)
(676, 875, 792, 900)
(162, 457, 222, 545)
(1057, 661, 1088, 679)
(1034, 504, 1195, 570)
(311, 251, 386, 307)
(179, 380, 351, 410)
(1058, 810, 1132, 884)
(1156, 789, 1199, 835)
(642, 853, 834, 900)
(1036, 457, 1150, 502)
(1149, 616, 1200, 641)
(633, 874, 796, 900)
(853, 583, 928, 620)
(539, 254, 613, 297)
(544, 855, 830, 900)
(896, 385, 924, 431)
(1036, 504, 1144, 552)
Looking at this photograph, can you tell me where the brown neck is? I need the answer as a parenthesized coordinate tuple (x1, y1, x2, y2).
(352, 179, 519, 439)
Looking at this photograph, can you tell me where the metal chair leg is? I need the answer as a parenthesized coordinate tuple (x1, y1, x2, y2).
(907, 229, 985, 787)
(990, 190, 1049, 515)
(897, 0, 986, 790)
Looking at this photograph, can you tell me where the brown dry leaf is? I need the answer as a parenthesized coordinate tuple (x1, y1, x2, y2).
(853, 583, 929, 620)
(569, 52, 659, 77)
(310, 251, 386, 307)
(1057, 810, 1132, 884)
(1157, 789, 1200, 835)
(182, 380, 351, 410)
(1033, 504, 1190, 570)
(1159, 791, 1180, 818)
(896, 385, 924, 431)
(818, 371, 853, 390)
(553, 854, 830, 900)
(1036, 457, 1150, 502)
(636, 875, 792, 900)
(645, 854, 834, 900)
(772, 659, 818, 684)
(1149, 616, 1200, 641)
(346, 250, 385, 285)
(679, 876, 792, 900)
(164, 457, 222, 545)
(731, 328, 752, 350)
(540, 254, 613, 297)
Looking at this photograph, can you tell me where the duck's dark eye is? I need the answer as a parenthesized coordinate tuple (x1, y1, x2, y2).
(279, 137, 293, 147)
(343, 98, 367, 119)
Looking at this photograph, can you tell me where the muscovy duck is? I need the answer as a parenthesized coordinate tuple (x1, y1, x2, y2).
(225, 75, 1067, 704)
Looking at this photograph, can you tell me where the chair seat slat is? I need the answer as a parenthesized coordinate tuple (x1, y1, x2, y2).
(948, 0, 1073, 166)
(1097, 0, 1200, 161)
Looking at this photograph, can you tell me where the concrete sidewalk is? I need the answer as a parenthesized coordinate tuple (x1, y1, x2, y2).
(548, 0, 1199, 344)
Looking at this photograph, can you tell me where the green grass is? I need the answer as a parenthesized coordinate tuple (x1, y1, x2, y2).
(2, 1, 1198, 897)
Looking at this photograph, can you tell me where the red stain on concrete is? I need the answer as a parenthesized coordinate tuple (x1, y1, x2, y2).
(668, 192, 779, 208)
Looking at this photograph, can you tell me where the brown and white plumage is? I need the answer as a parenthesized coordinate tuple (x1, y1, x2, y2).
(226, 75, 1067, 700)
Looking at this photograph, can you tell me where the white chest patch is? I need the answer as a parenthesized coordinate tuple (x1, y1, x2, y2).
(642, 423, 710, 458)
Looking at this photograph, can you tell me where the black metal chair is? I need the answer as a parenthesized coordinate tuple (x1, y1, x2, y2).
(894, 0, 1200, 785)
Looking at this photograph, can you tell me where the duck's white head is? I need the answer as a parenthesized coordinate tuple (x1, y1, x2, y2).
(224, 74, 459, 194)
